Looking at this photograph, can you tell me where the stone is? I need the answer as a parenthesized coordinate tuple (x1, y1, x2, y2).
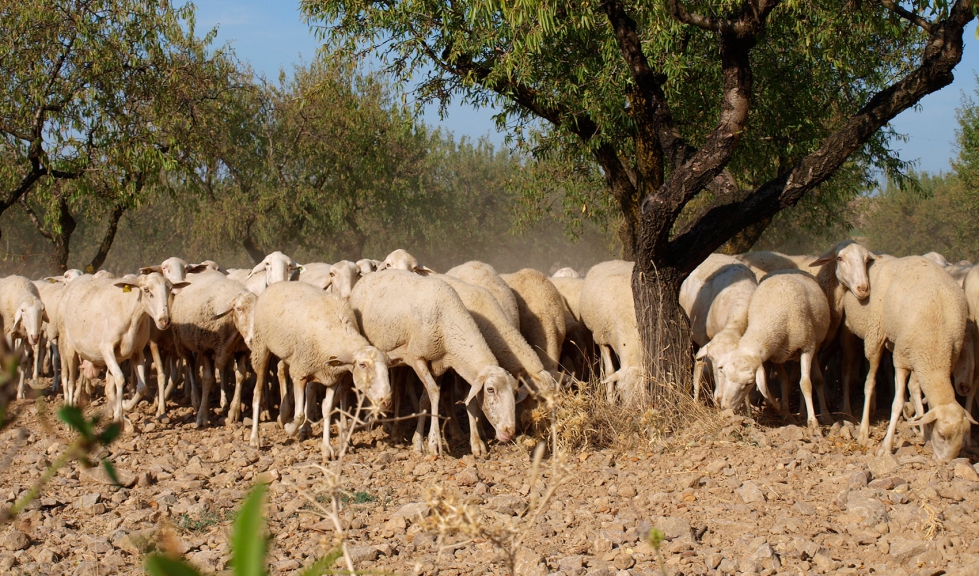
(487, 493, 525, 516)
(812, 551, 840, 571)
(33, 547, 57, 564)
(868, 454, 900, 478)
(617, 484, 636, 498)
(456, 466, 480, 486)
(413, 462, 434, 476)
(391, 502, 429, 522)
(953, 460, 979, 482)
(345, 545, 380, 565)
(514, 547, 547, 576)
(846, 490, 888, 525)
(655, 516, 691, 541)
(3, 530, 30, 551)
(593, 532, 613, 554)
(557, 555, 584, 573)
(706, 459, 727, 474)
(738, 481, 767, 504)
(384, 514, 407, 534)
(888, 538, 932, 562)
(848, 470, 870, 489)
(78, 493, 101, 512)
(612, 552, 635, 570)
(718, 558, 738, 573)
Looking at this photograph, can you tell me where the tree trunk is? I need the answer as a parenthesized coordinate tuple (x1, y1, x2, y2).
(631, 261, 692, 400)
(717, 215, 772, 255)
(242, 233, 266, 265)
(88, 203, 125, 272)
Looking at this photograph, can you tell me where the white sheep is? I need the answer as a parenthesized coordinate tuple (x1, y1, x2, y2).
(843, 256, 974, 461)
(446, 261, 520, 329)
(378, 248, 434, 275)
(139, 257, 211, 284)
(350, 270, 518, 457)
(241, 281, 392, 458)
(716, 271, 831, 431)
(32, 279, 65, 386)
(500, 269, 567, 375)
(552, 267, 580, 278)
(549, 275, 591, 377)
(0, 276, 48, 399)
(326, 260, 363, 298)
(243, 251, 301, 295)
(945, 262, 972, 288)
(63, 269, 84, 282)
(579, 261, 643, 404)
(58, 272, 187, 428)
(678, 254, 757, 402)
(170, 274, 255, 428)
(356, 259, 380, 276)
(736, 251, 820, 281)
(298, 262, 333, 290)
(923, 252, 950, 267)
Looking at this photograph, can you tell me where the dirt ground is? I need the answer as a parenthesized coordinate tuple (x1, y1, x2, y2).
(3, 385, 979, 576)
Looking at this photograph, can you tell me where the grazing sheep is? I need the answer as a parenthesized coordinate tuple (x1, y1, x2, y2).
(679, 254, 757, 402)
(437, 274, 553, 394)
(716, 271, 831, 431)
(350, 270, 518, 457)
(243, 281, 391, 457)
(170, 274, 254, 428)
(327, 260, 363, 298)
(736, 251, 821, 281)
(843, 256, 974, 461)
(500, 269, 567, 374)
(298, 262, 333, 290)
(58, 273, 187, 428)
(549, 275, 592, 378)
(579, 261, 643, 404)
(378, 249, 434, 275)
(446, 261, 520, 329)
(0, 276, 48, 399)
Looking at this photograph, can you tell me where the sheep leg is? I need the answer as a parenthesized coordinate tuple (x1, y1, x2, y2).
(184, 355, 200, 411)
(101, 348, 130, 428)
(799, 352, 821, 435)
(149, 342, 167, 417)
(322, 385, 339, 460)
(227, 356, 247, 425)
(195, 354, 216, 428)
(879, 366, 910, 456)
(249, 347, 271, 448)
(275, 361, 290, 426)
(412, 360, 443, 457)
(122, 349, 149, 414)
(692, 350, 706, 402)
(840, 326, 858, 417)
(600, 345, 616, 402)
(858, 347, 884, 446)
(218, 365, 228, 411)
(754, 363, 781, 413)
(284, 373, 308, 437)
(812, 357, 830, 421)
(775, 364, 792, 416)
(466, 399, 488, 457)
(31, 337, 42, 382)
(49, 339, 61, 395)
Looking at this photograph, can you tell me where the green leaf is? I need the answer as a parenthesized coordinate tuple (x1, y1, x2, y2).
(102, 459, 121, 487)
(145, 554, 205, 576)
(58, 405, 93, 438)
(232, 483, 268, 576)
(297, 548, 344, 576)
(99, 422, 121, 445)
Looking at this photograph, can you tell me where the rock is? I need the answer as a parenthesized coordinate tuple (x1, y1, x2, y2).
(111, 530, 154, 555)
(78, 492, 101, 512)
(32, 547, 57, 564)
(868, 454, 900, 477)
(888, 538, 932, 562)
(738, 480, 767, 504)
(187, 549, 221, 571)
(868, 477, 903, 490)
(384, 514, 407, 534)
(557, 555, 584, 573)
(953, 459, 979, 482)
(655, 516, 691, 541)
(848, 470, 870, 489)
(3, 530, 30, 551)
(391, 502, 429, 523)
(706, 552, 723, 570)
(456, 466, 480, 486)
(612, 552, 635, 570)
(846, 490, 888, 525)
(413, 462, 434, 476)
(514, 547, 547, 576)
(487, 493, 525, 516)
(346, 545, 380, 565)
(593, 532, 613, 554)
(812, 551, 840, 571)
(617, 484, 636, 498)
(718, 558, 738, 573)
(706, 459, 727, 474)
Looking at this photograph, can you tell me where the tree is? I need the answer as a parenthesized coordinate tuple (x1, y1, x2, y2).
(303, 0, 975, 392)
(0, 0, 245, 271)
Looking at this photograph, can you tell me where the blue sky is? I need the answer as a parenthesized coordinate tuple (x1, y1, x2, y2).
(193, 0, 979, 175)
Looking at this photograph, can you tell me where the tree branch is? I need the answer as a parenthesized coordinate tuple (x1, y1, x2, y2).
(18, 196, 54, 241)
(669, 0, 975, 273)
(877, 0, 934, 32)
(88, 203, 126, 272)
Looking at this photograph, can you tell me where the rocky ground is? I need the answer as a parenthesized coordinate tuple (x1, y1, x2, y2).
(2, 389, 979, 576)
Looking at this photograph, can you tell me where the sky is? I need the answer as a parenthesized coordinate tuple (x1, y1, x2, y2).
(193, 0, 979, 175)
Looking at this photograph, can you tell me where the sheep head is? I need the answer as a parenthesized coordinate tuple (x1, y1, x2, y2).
(214, 291, 258, 348)
(328, 261, 362, 298)
(249, 251, 301, 286)
(115, 272, 187, 331)
(348, 346, 392, 413)
(14, 297, 46, 346)
(717, 352, 763, 411)
(467, 366, 518, 443)
(909, 403, 977, 463)
(811, 240, 875, 300)
(379, 249, 434, 275)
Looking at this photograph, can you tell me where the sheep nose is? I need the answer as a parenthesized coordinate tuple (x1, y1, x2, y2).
(496, 427, 515, 443)
(157, 317, 170, 330)
(28, 335, 39, 346)
(855, 284, 869, 298)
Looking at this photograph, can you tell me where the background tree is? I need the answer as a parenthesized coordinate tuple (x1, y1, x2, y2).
(302, 0, 975, 390)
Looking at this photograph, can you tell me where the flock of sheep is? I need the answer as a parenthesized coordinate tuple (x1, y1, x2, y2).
(1, 241, 976, 465)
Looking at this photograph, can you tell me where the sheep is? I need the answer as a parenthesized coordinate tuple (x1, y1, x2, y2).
(945, 262, 972, 287)
(436, 274, 553, 394)
(0, 276, 48, 399)
(298, 262, 333, 290)
(923, 252, 950, 267)
(58, 272, 188, 428)
(170, 274, 255, 428)
(715, 271, 831, 431)
(842, 256, 974, 461)
(549, 275, 592, 378)
(243, 281, 392, 457)
(32, 279, 65, 387)
(500, 269, 567, 375)
(678, 254, 757, 402)
(579, 261, 643, 404)
(63, 269, 84, 282)
(552, 267, 580, 278)
(350, 270, 518, 457)
(356, 259, 380, 276)
(326, 260, 363, 298)
(139, 257, 211, 284)
(378, 248, 434, 275)
(736, 251, 821, 281)
(242, 251, 301, 295)
(446, 261, 520, 329)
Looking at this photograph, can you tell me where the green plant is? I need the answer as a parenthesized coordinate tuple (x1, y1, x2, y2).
(145, 483, 350, 576)
(176, 509, 231, 534)
(341, 491, 376, 505)
(649, 528, 668, 576)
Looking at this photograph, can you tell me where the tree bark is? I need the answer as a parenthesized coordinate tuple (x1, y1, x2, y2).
(631, 262, 692, 398)
(717, 216, 772, 255)
(242, 224, 266, 265)
(88, 203, 125, 272)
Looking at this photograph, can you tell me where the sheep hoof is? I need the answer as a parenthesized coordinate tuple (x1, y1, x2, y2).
(249, 435, 261, 448)
(471, 440, 487, 457)
(284, 421, 300, 436)
(808, 422, 823, 438)
(412, 434, 425, 454)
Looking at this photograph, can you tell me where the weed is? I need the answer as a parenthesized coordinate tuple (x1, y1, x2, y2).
(176, 509, 230, 533)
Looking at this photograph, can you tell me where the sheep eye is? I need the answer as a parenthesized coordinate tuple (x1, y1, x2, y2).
(836, 256, 844, 262)
(358, 362, 367, 369)
(486, 386, 495, 395)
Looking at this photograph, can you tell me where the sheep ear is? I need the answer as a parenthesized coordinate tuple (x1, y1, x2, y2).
(907, 409, 941, 426)
(809, 251, 835, 267)
(515, 383, 530, 404)
(139, 265, 160, 275)
(326, 355, 344, 367)
(44, 276, 62, 284)
(966, 411, 978, 426)
(414, 265, 435, 276)
(465, 379, 484, 405)
(213, 307, 232, 320)
(186, 264, 208, 274)
(695, 345, 709, 360)
(42, 309, 49, 323)
(114, 281, 139, 291)
(13, 309, 22, 330)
